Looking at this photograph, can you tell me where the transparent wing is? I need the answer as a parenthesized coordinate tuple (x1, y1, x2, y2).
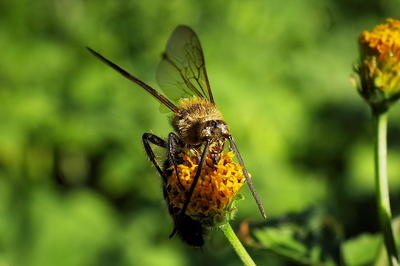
(156, 25, 214, 104)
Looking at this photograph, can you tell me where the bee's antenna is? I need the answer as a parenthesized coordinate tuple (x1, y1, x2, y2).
(228, 136, 266, 218)
(86, 47, 181, 114)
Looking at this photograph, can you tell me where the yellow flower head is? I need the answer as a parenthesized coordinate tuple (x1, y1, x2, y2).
(166, 151, 245, 227)
(354, 18, 400, 112)
(359, 18, 400, 64)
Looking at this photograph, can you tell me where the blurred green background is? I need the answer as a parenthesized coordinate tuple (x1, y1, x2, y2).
(1, 0, 400, 265)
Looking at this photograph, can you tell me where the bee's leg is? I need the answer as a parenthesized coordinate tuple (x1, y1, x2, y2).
(166, 132, 186, 188)
(205, 159, 215, 169)
(142, 133, 169, 183)
(169, 140, 211, 239)
(143, 133, 205, 246)
(189, 145, 214, 169)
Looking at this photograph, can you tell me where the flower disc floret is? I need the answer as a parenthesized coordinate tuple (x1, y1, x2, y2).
(355, 18, 400, 111)
(359, 18, 400, 64)
(166, 151, 245, 226)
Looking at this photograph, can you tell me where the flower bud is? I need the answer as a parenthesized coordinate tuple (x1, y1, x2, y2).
(353, 18, 400, 112)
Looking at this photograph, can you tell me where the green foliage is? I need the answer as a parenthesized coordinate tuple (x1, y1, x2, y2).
(1, 0, 400, 265)
(342, 233, 382, 266)
(245, 208, 341, 265)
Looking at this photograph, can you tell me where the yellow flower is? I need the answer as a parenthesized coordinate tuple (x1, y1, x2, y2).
(166, 151, 245, 227)
(353, 18, 400, 112)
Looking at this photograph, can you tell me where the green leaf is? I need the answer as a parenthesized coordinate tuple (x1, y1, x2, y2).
(342, 233, 382, 266)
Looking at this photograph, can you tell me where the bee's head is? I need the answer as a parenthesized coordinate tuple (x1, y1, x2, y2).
(199, 120, 230, 141)
(199, 120, 230, 164)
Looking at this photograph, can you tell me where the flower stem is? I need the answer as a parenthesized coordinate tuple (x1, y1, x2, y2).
(220, 223, 256, 266)
(372, 110, 399, 266)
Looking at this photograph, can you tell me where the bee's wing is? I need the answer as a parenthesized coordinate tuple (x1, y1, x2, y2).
(156, 25, 214, 104)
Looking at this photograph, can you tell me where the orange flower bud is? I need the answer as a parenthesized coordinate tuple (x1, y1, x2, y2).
(353, 18, 400, 112)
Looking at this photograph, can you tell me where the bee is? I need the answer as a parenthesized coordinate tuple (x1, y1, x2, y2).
(87, 25, 266, 246)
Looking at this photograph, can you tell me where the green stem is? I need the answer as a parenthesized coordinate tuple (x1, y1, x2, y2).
(220, 223, 256, 266)
(372, 110, 399, 266)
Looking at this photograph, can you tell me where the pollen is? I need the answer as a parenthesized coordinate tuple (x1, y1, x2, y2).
(166, 151, 245, 226)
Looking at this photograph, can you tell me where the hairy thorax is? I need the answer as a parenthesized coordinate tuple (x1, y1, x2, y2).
(173, 98, 230, 147)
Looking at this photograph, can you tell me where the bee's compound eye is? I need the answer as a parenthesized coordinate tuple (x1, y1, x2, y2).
(200, 125, 212, 138)
(221, 123, 229, 135)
